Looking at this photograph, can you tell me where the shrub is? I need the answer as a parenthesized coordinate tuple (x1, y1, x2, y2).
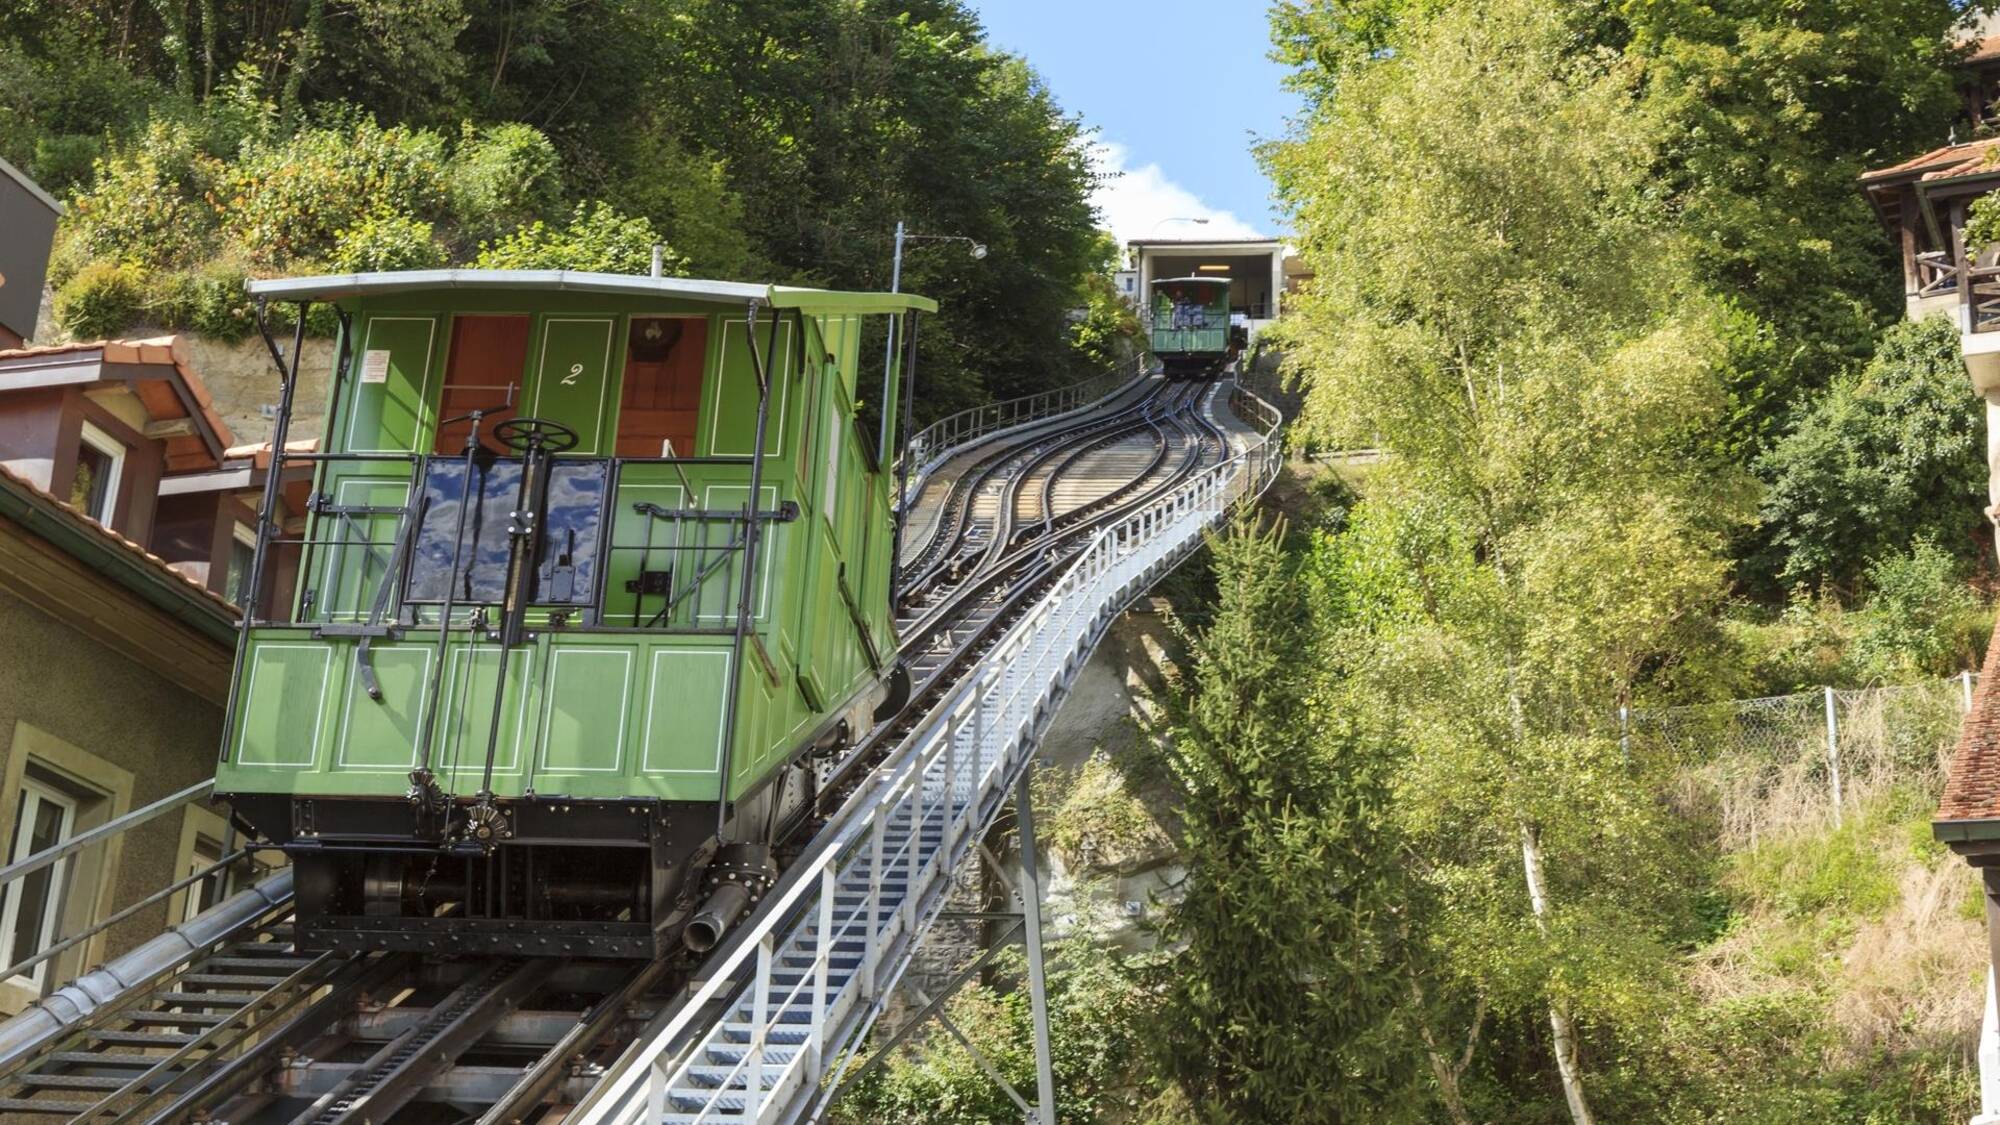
(330, 212, 447, 273)
(1851, 539, 1987, 681)
(1754, 315, 1986, 590)
(218, 115, 450, 267)
(53, 261, 148, 339)
(449, 122, 561, 241)
(473, 201, 674, 275)
(62, 119, 220, 270)
(149, 257, 255, 341)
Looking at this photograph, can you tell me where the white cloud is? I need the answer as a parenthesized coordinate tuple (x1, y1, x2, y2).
(1087, 141, 1265, 246)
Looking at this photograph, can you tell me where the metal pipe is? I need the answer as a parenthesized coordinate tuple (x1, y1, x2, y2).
(218, 300, 308, 761)
(0, 870, 293, 1073)
(1, 848, 250, 983)
(713, 299, 778, 837)
(682, 883, 751, 953)
(0, 779, 211, 887)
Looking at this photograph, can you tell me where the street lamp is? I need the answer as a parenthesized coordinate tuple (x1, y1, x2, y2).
(883, 219, 989, 591)
(886, 220, 988, 294)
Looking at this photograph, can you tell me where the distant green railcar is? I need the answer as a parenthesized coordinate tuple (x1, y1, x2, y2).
(215, 269, 933, 959)
(1149, 276, 1234, 379)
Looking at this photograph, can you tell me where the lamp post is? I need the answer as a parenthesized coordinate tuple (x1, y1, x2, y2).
(884, 220, 988, 596)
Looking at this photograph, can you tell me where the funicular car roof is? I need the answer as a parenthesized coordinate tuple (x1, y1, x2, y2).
(245, 269, 938, 314)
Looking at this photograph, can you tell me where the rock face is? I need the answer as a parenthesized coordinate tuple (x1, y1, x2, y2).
(182, 334, 336, 447)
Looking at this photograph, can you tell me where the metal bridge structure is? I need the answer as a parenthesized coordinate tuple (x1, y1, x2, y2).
(0, 369, 1283, 1124)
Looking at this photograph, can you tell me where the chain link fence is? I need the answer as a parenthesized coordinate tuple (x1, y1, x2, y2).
(1631, 673, 1976, 849)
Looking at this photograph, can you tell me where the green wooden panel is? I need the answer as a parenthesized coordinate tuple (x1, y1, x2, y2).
(639, 649, 730, 774)
(707, 318, 792, 457)
(530, 317, 616, 454)
(335, 645, 431, 771)
(344, 316, 437, 453)
(313, 475, 412, 622)
(236, 642, 332, 768)
(438, 644, 539, 790)
(537, 647, 633, 773)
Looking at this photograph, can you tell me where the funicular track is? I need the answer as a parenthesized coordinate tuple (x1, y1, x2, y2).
(0, 373, 1267, 1125)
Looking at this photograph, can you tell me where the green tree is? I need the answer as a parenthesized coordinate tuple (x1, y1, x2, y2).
(1754, 314, 1988, 590)
(1265, 0, 1744, 1117)
(1154, 515, 1425, 1123)
(1610, 0, 1990, 461)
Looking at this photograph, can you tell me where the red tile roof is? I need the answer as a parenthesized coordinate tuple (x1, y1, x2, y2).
(1938, 625, 2000, 824)
(0, 461, 240, 618)
(0, 336, 237, 467)
(1861, 139, 2000, 185)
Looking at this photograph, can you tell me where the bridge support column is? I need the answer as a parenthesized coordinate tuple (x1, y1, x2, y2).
(1014, 772, 1058, 1125)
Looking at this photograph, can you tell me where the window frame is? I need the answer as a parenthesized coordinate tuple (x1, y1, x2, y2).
(0, 777, 78, 989)
(74, 420, 126, 524)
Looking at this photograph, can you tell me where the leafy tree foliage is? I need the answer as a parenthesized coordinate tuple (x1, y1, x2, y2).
(1753, 314, 1988, 590)
(830, 939, 1161, 1125)
(11, 0, 1110, 417)
(1265, 0, 1745, 1117)
(1153, 515, 1425, 1122)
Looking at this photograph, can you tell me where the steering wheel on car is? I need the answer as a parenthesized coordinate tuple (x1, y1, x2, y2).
(492, 416, 580, 455)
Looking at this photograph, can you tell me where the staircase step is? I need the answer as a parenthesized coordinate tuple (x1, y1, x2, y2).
(179, 971, 292, 986)
(123, 1011, 227, 1027)
(17, 1071, 127, 1090)
(154, 990, 257, 1007)
(0, 1096, 96, 1113)
(89, 1030, 197, 1047)
(46, 1051, 167, 1067)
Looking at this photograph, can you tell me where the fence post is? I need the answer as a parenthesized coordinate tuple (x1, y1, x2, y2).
(1618, 705, 1630, 764)
(1967, 669, 1978, 713)
(1824, 685, 1843, 829)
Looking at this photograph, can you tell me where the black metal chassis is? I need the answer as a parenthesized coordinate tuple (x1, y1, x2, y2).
(222, 792, 715, 959)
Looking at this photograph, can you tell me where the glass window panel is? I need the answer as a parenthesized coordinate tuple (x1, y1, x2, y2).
(405, 458, 605, 607)
(3, 783, 75, 986)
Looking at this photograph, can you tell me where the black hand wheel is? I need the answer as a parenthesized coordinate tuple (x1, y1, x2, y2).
(492, 416, 580, 454)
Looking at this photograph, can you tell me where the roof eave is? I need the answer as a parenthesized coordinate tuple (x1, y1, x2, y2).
(0, 471, 238, 642)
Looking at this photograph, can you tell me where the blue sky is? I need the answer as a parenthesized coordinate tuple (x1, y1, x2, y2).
(967, 0, 1299, 244)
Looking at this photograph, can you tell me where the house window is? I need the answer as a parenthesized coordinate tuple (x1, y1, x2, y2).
(70, 421, 125, 524)
(0, 778, 78, 988)
(180, 835, 223, 923)
(224, 522, 258, 606)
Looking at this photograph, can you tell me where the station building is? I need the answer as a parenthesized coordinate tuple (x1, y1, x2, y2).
(1121, 237, 1309, 343)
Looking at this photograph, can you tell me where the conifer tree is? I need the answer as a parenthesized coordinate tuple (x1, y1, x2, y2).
(1155, 514, 1425, 1123)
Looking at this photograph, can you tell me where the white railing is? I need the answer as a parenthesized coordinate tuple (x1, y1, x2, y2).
(571, 383, 1282, 1124)
(902, 356, 1152, 501)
